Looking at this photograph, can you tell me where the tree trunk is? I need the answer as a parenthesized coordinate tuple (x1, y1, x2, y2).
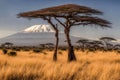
(53, 30, 59, 61)
(64, 29, 76, 62)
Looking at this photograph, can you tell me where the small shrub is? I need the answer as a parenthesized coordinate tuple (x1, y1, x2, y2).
(88, 48, 95, 52)
(42, 52, 47, 55)
(8, 51, 17, 56)
(117, 50, 120, 53)
(59, 47, 67, 51)
(23, 48, 30, 51)
(75, 47, 79, 51)
(33, 49, 42, 53)
(12, 48, 21, 51)
(58, 51, 62, 55)
(48, 48, 54, 51)
(2, 49, 8, 54)
(16, 48, 21, 51)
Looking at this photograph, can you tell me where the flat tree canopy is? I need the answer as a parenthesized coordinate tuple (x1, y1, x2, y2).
(18, 4, 111, 28)
(18, 4, 103, 18)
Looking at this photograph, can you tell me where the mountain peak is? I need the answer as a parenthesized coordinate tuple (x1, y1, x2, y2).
(23, 24, 55, 33)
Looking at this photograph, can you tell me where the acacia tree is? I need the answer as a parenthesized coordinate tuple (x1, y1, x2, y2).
(18, 14, 59, 61)
(87, 40, 104, 51)
(76, 39, 89, 52)
(18, 4, 111, 62)
(2, 42, 13, 48)
(100, 37, 116, 50)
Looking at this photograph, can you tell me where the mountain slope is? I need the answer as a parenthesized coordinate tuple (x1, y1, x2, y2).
(0, 24, 81, 46)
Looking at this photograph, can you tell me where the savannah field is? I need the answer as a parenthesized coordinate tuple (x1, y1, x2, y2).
(0, 49, 120, 80)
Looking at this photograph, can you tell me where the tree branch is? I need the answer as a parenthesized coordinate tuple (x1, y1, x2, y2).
(41, 16, 58, 30)
(73, 22, 91, 26)
(54, 17, 66, 28)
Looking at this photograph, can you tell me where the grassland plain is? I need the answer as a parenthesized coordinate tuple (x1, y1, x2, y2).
(0, 50, 120, 80)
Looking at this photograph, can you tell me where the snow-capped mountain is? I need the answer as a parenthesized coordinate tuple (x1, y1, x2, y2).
(0, 24, 81, 46)
(24, 24, 55, 33)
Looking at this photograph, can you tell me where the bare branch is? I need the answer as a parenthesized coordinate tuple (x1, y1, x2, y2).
(41, 16, 58, 30)
(74, 22, 91, 26)
(54, 17, 66, 28)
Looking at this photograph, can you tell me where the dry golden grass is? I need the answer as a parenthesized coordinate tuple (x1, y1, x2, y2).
(0, 49, 120, 80)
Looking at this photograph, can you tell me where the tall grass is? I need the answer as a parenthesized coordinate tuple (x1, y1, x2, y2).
(0, 50, 120, 80)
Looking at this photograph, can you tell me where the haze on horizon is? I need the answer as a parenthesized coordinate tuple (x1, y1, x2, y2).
(0, 0, 120, 41)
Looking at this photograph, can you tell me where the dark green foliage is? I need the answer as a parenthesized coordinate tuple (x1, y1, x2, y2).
(2, 49, 8, 54)
(59, 47, 67, 51)
(33, 49, 42, 53)
(12, 48, 21, 51)
(8, 51, 17, 56)
(48, 48, 54, 51)
(88, 48, 95, 52)
(23, 48, 30, 51)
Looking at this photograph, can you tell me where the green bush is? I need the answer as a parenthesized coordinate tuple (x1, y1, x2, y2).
(23, 48, 30, 51)
(60, 47, 67, 51)
(2, 49, 8, 54)
(12, 48, 21, 51)
(33, 49, 42, 53)
(88, 48, 95, 52)
(8, 51, 17, 56)
(47, 48, 54, 51)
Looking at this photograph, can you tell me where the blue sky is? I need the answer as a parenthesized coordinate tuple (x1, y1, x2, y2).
(0, 0, 120, 41)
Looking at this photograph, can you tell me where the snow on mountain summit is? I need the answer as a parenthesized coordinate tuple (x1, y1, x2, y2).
(24, 24, 55, 33)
